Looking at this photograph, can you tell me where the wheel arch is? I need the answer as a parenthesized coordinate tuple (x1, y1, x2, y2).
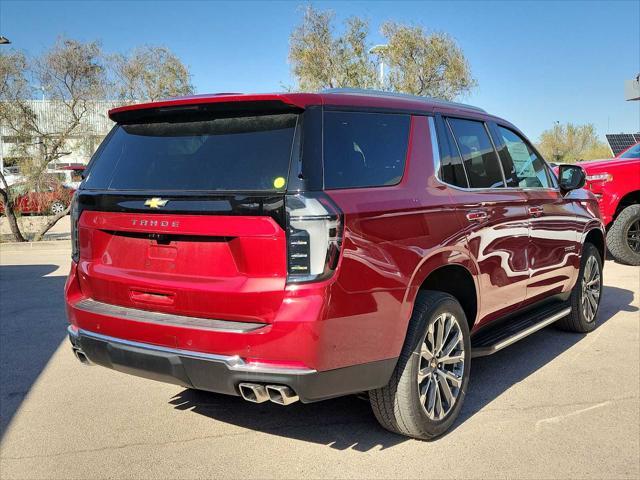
(403, 249, 480, 335)
(582, 226, 606, 261)
(613, 190, 640, 221)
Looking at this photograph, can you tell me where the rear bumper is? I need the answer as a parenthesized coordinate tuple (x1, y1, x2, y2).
(67, 326, 396, 403)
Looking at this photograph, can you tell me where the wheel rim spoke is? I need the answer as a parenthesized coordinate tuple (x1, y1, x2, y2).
(628, 220, 640, 253)
(417, 312, 465, 420)
(581, 256, 600, 323)
(439, 352, 465, 365)
(436, 370, 454, 405)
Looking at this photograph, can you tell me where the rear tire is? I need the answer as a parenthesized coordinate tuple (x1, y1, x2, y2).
(558, 243, 603, 333)
(370, 291, 471, 440)
(607, 204, 640, 266)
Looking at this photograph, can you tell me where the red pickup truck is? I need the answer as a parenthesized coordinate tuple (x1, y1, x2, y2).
(581, 142, 640, 265)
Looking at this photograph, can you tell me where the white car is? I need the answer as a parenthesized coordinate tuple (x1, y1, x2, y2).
(2, 167, 23, 186)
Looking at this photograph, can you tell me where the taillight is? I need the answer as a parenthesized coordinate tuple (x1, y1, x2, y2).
(285, 192, 343, 283)
(70, 193, 80, 262)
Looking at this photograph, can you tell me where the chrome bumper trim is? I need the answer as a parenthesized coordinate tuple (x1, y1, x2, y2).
(74, 298, 265, 333)
(67, 325, 316, 375)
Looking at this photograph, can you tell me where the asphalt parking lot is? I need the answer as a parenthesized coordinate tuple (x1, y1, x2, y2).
(0, 244, 638, 479)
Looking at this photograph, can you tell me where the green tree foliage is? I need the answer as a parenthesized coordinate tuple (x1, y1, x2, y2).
(381, 23, 476, 100)
(537, 123, 612, 163)
(289, 6, 476, 100)
(289, 7, 377, 91)
(111, 46, 194, 103)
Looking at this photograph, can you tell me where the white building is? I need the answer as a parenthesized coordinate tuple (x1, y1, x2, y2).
(0, 100, 119, 171)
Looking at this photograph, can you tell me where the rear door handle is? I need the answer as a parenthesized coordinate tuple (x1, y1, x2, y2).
(466, 210, 488, 222)
(528, 206, 544, 216)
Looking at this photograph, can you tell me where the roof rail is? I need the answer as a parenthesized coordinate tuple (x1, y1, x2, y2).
(321, 88, 486, 113)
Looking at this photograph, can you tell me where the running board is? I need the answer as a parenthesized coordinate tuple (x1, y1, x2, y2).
(471, 305, 571, 358)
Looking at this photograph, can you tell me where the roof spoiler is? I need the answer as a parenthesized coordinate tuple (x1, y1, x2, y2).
(109, 95, 307, 124)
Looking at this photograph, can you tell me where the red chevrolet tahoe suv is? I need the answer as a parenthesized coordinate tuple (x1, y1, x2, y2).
(581, 142, 640, 266)
(66, 90, 605, 439)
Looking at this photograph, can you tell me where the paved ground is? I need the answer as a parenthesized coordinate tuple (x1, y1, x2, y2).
(0, 246, 638, 479)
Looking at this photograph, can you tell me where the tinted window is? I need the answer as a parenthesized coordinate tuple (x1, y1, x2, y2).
(83, 113, 298, 191)
(447, 118, 504, 188)
(438, 120, 468, 188)
(620, 143, 640, 159)
(496, 126, 550, 188)
(323, 112, 410, 189)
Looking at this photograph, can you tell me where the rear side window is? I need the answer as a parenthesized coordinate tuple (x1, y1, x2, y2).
(439, 120, 468, 188)
(83, 113, 298, 191)
(323, 111, 410, 189)
(496, 126, 551, 188)
(447, 118, 505, 189)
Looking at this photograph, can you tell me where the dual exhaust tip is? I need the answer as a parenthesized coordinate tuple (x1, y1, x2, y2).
(72, 346, 91, 365)
(239, 383, 299, 405)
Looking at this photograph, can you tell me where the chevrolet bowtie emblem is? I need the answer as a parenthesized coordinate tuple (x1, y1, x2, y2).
(144, 197, 168, 209)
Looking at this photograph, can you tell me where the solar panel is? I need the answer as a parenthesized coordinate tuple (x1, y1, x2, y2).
(606, 133, 640, 156)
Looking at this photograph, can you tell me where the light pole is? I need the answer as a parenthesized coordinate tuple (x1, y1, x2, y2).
(0, 36, 10, 172)
(369, 44, 388, 89)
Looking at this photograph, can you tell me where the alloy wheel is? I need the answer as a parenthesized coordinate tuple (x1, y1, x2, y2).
(417, 312, 465, 421)
(581, 255, 601, 323)
(626, 218, 640, 253)
(51, 202, 65, 215)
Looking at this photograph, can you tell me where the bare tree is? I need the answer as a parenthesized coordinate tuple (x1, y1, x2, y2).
(0, 51, 30, 242)
(111, 46, 193, 103)
(288, 6, 476, 100)
(1, 39, 108, 241)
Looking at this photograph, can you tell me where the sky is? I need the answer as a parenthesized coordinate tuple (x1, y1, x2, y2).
(1, 0, 639, 141)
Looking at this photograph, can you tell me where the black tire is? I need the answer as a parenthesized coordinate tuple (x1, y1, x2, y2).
(369, 291, 471, 440)
(557, 243, 603, 333)
(606, 204, 640, 266)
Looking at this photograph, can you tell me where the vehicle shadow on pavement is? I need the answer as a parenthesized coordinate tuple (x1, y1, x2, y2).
(170, 283, 636, 450)
(0, 264, 68, 437)
(170, 390, 407, 451)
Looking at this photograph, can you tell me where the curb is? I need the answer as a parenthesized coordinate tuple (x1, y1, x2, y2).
(0, 239, 71, 252)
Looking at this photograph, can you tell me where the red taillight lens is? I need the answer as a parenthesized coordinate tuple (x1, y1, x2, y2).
(285, 192, 343, 284)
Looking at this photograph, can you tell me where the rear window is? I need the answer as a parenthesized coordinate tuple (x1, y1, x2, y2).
(323, 111, 410, 189)
(83, 113, 298, 191)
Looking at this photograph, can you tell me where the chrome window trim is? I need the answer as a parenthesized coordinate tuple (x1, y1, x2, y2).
(68, 326, 317, 375)
(428, 117, 442, 177)
(430, 116, 562, 195)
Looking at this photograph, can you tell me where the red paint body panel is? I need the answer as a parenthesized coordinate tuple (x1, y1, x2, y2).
(66, 92, 604, 381)
(579, 143, 640, 226)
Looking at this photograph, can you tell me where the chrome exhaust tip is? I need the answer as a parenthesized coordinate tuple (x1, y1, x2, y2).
(266, 385, 299, 405)
(72, 347, 91, 365)
(238, 383, 270, 403)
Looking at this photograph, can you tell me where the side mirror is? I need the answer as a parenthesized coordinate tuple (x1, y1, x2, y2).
(558, 164, 586, 193)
